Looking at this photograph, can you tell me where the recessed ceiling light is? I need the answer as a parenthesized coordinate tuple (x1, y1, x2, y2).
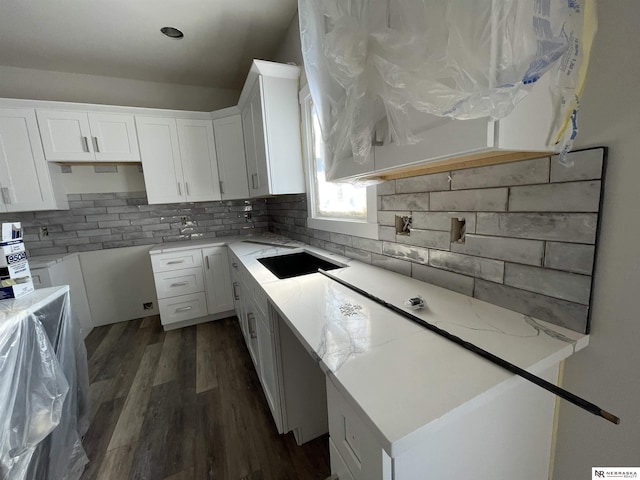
(160, 27, 184, 39)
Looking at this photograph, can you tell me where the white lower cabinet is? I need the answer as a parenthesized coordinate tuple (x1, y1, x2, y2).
(150, 245, 234, 330)
(327, 379, 392, 480)
(30, 254, 93, 338)
(228, 249, 328, 444)
(256, 309, 282, 432)
(329, 439, 356, 480)
(244, 296, 261, 376)
(202, 246, 234, 315)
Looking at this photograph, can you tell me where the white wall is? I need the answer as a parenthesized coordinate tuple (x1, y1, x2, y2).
(79, 246, 159, 327)
(274, 12, 307, 86)
(0, 64, 239, 111)
(553, 2, 640, 476)
(59, 165, 146, 194)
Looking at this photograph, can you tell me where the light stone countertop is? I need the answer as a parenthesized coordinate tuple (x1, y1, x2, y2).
(28, 252, 79, 269)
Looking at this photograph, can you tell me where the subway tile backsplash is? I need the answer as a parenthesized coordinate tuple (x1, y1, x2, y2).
(0, 192, 268, 256)
(267, 148, 605, 333)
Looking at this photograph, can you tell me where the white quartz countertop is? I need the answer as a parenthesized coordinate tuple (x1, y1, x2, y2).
(29, 252, 79, 269)
(222, 236, 589, 457)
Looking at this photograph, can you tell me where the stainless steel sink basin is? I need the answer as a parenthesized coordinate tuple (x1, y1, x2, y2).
(257, 251, 344, 279)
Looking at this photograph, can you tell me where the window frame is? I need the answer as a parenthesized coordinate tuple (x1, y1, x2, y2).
(299, 85, 379, 240)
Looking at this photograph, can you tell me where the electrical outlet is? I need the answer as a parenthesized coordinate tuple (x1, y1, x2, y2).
(143, 302, 154, 310)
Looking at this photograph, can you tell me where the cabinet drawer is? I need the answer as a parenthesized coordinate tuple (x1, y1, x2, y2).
(158, 292, 208, 325)
(327, 379, 391, 480)
(154, 267, 204, 298)
(151, 250, 203, 272)
(330, 438, 356, 480)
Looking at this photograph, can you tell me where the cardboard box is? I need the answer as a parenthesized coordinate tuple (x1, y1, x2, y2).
(0, 279, 34, 300)
(0, 223, 33, 300)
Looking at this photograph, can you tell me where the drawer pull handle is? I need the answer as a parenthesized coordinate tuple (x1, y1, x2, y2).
(247, 312, 257, 338)
(175, 306, 193, 313)
(232, 281, 240, 300)
(232, 262, 238, 269)
(93, 136, 101, 152)
(83, 136, 90, 152)
(205, 256, 210, 269)
(166, 260, 185, 265)
(170, 281, 189, 287)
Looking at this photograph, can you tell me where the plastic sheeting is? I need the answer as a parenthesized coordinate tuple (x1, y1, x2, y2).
(0, 286, 90, 480)
(299, 0, 597, 176)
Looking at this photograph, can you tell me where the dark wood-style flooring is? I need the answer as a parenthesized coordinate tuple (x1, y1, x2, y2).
(81, 315, 330, 480)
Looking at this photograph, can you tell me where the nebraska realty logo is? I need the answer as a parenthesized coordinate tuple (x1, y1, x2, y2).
(593, 467, 639, 478)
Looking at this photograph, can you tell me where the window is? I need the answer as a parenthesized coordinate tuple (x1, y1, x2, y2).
(299, 86, 378, 239)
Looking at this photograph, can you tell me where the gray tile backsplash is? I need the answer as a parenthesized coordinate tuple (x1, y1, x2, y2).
(0, 192, 268, 256)
(267, 148, 605, 333)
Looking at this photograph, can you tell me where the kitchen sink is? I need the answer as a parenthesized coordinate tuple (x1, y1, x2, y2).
(257, 251, 344, 279)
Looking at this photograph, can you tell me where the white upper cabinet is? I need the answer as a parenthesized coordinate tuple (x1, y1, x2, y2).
(87, 113, 140, 162)
(37, 110, 140, 162)
(136, 116, 185, 204)
(0, 108, 68, 212)
(175, 119, 221, 203)
(136, 116, 221, 204)
(213, 113, 249, 200)
(238, 60, 305, 197)
(371, 73, 556, 178)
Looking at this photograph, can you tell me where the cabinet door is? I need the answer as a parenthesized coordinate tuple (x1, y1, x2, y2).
(242, 103, 259, 196)
(245, 308, 261, 375)
(203, 246, 234, 315)
(256, 313, 283, 432)
(243, 81, 270, 197)
(136, 116, 185, 204)
(36, 110, 95, 161)
(176, 119, 221, 202)
(249, 80, 270, 197)
(229, 255, 245, 326)
(373, 110, 490, 174)
(49, 255, 94, 337)
(88, 113, 140, 162)
(0, 108, 61, 212)
(213, 115, 249, 200)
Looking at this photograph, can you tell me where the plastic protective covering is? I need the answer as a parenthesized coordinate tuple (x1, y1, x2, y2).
(299, 0, 597, 177)
(0, 287, 90, 480)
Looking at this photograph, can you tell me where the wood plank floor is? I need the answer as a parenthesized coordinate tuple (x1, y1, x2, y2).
(81, 315, 330, 480)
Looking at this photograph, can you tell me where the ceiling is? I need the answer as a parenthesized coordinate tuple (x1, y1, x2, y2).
(0, 0, 298, 90)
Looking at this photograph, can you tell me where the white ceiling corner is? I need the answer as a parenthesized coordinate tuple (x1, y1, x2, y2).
(0, 0, 298, 90)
